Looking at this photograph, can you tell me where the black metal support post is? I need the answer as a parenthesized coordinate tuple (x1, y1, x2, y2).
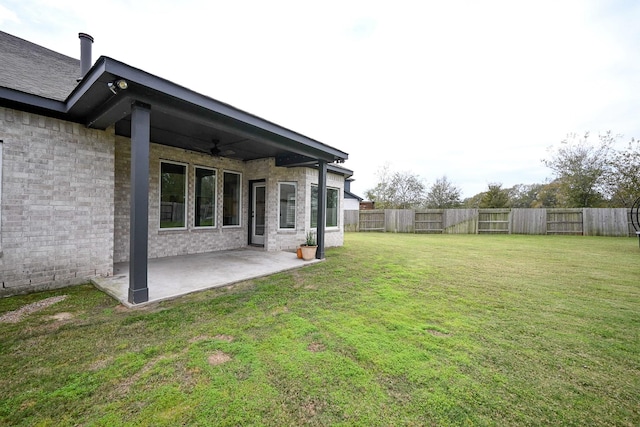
(128, 102, 151, 304)
(316, 160, 327, 259)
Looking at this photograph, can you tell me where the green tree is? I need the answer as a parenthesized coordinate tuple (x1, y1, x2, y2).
(508, 183, 544, 208)
(479, 183, 510, 208)
(531, 181, 563, 208)
(463, 192, 484, 208)
(425, 175, 462, 208)
(542, 132, 614, 207)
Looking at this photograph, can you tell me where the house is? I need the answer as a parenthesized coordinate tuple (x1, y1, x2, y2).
(0, 31, 352, 304)
(343, 179, 363, 211)
(359, 201, 376, 210)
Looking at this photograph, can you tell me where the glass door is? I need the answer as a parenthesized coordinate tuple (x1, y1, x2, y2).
(251, 183, 266, 245)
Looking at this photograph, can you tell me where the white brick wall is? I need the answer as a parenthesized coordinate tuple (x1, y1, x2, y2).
(0, 107, 115, 292)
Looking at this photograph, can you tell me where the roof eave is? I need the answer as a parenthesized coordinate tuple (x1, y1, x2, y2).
(68, 56, 348, 163)
(0, 86, 67, 115)
(344, 190, 363, 201)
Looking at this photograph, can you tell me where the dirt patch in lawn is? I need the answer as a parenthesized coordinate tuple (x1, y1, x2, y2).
(208, 350, 231, 366)
(49, 312, 74, 321)
(189, 335, 211, 343)
(291, 270, 306, 288)
(0, 295, 67, 323)
(307, 342, 326, 352)
(189, 334, 235, 344)
(114, 304, 130, 313)
(271, 306, 289, 316)
(88, 357, 113, 371)
(302, 399, 326, 418)
(426, 329, 451, 337)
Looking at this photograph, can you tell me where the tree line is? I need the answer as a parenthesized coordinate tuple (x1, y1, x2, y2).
(364, 132, 640, 209)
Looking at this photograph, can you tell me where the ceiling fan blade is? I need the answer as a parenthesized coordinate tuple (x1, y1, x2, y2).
(210, 139, 221, 156)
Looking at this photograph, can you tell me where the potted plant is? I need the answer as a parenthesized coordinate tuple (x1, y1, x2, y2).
(300, 231, 317, 260)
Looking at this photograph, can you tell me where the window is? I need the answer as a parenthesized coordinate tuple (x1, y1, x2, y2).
(223, 171, 242, 226)
(160, 161, 187, 228)
(195, 167, 216, 227)
(278, 183, 297, 229)
(327, 187, 339, 227)
(311, 185, 339, 228)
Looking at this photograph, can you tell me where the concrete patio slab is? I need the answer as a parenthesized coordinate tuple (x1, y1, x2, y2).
(92, 248, 321, 307)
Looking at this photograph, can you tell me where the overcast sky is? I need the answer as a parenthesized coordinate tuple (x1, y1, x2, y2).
(2, 0, 639, 198)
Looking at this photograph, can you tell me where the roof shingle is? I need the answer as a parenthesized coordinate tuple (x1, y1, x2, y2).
(0, 31, 80, 101)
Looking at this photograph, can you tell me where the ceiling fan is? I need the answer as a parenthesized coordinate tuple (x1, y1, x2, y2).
(209, 139, 235, 157)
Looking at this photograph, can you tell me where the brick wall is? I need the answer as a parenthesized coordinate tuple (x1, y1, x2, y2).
(114, 141, 345, 261)
(114, 138, 249, 262)
(0, 107, 115, 293)
(264, 163, 344, 251)
(0, 108, 345, 294)
(306, 168, 345, 248)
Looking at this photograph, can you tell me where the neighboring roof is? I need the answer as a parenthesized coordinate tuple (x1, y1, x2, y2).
(326, 163, 353, 178)
(0, 31, 349, 165)
(344, 190, 363, 201)
(0, 31, 80, 101)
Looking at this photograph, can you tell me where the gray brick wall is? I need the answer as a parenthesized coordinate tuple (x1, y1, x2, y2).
(114, 141, 344, 261)
(114, 138, 250, 262)
(0, 108, 345, 293)
(0, 107, 115, 293)
(306, 168, 345, 249)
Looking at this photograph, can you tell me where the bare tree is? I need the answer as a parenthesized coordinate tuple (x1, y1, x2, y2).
(604, 137, 640, 207)
(365, 164, 425, 209)
(364, 164, 394, 208)
(542, 132, 614, 207)
(390, 171, 426, 209)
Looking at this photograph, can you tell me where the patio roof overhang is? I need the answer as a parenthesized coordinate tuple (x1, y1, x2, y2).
(66, 56, 348, 165)
(1, 56, 348, 165)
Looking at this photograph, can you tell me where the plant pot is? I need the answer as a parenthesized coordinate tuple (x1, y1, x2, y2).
(300, 245, 317, 261)
(296, 247, 303, 259)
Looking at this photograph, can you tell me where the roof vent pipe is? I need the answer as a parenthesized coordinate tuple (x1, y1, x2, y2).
(78, 32, 94, 79)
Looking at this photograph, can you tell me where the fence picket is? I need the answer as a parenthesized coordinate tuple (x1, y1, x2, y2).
(344, 208, 635, 237)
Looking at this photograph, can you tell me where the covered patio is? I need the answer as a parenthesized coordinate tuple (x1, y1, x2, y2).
(68, 50, 348, 305)
(92, 249, 321, 307)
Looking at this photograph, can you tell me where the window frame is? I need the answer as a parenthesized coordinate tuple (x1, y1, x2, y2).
(222, 170, 242, 228)
(326, 186, 340, 228)
(310, 184, 340, 229)
(159, 160, 188, 230)
(278, 182, 297, 230)
(194, 166, 217, 229)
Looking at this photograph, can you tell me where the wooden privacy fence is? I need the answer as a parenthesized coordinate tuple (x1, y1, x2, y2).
(344, 208, 636, 237)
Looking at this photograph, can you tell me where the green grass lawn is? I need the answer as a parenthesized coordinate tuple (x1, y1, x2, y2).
(1, 234, 639, 426)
